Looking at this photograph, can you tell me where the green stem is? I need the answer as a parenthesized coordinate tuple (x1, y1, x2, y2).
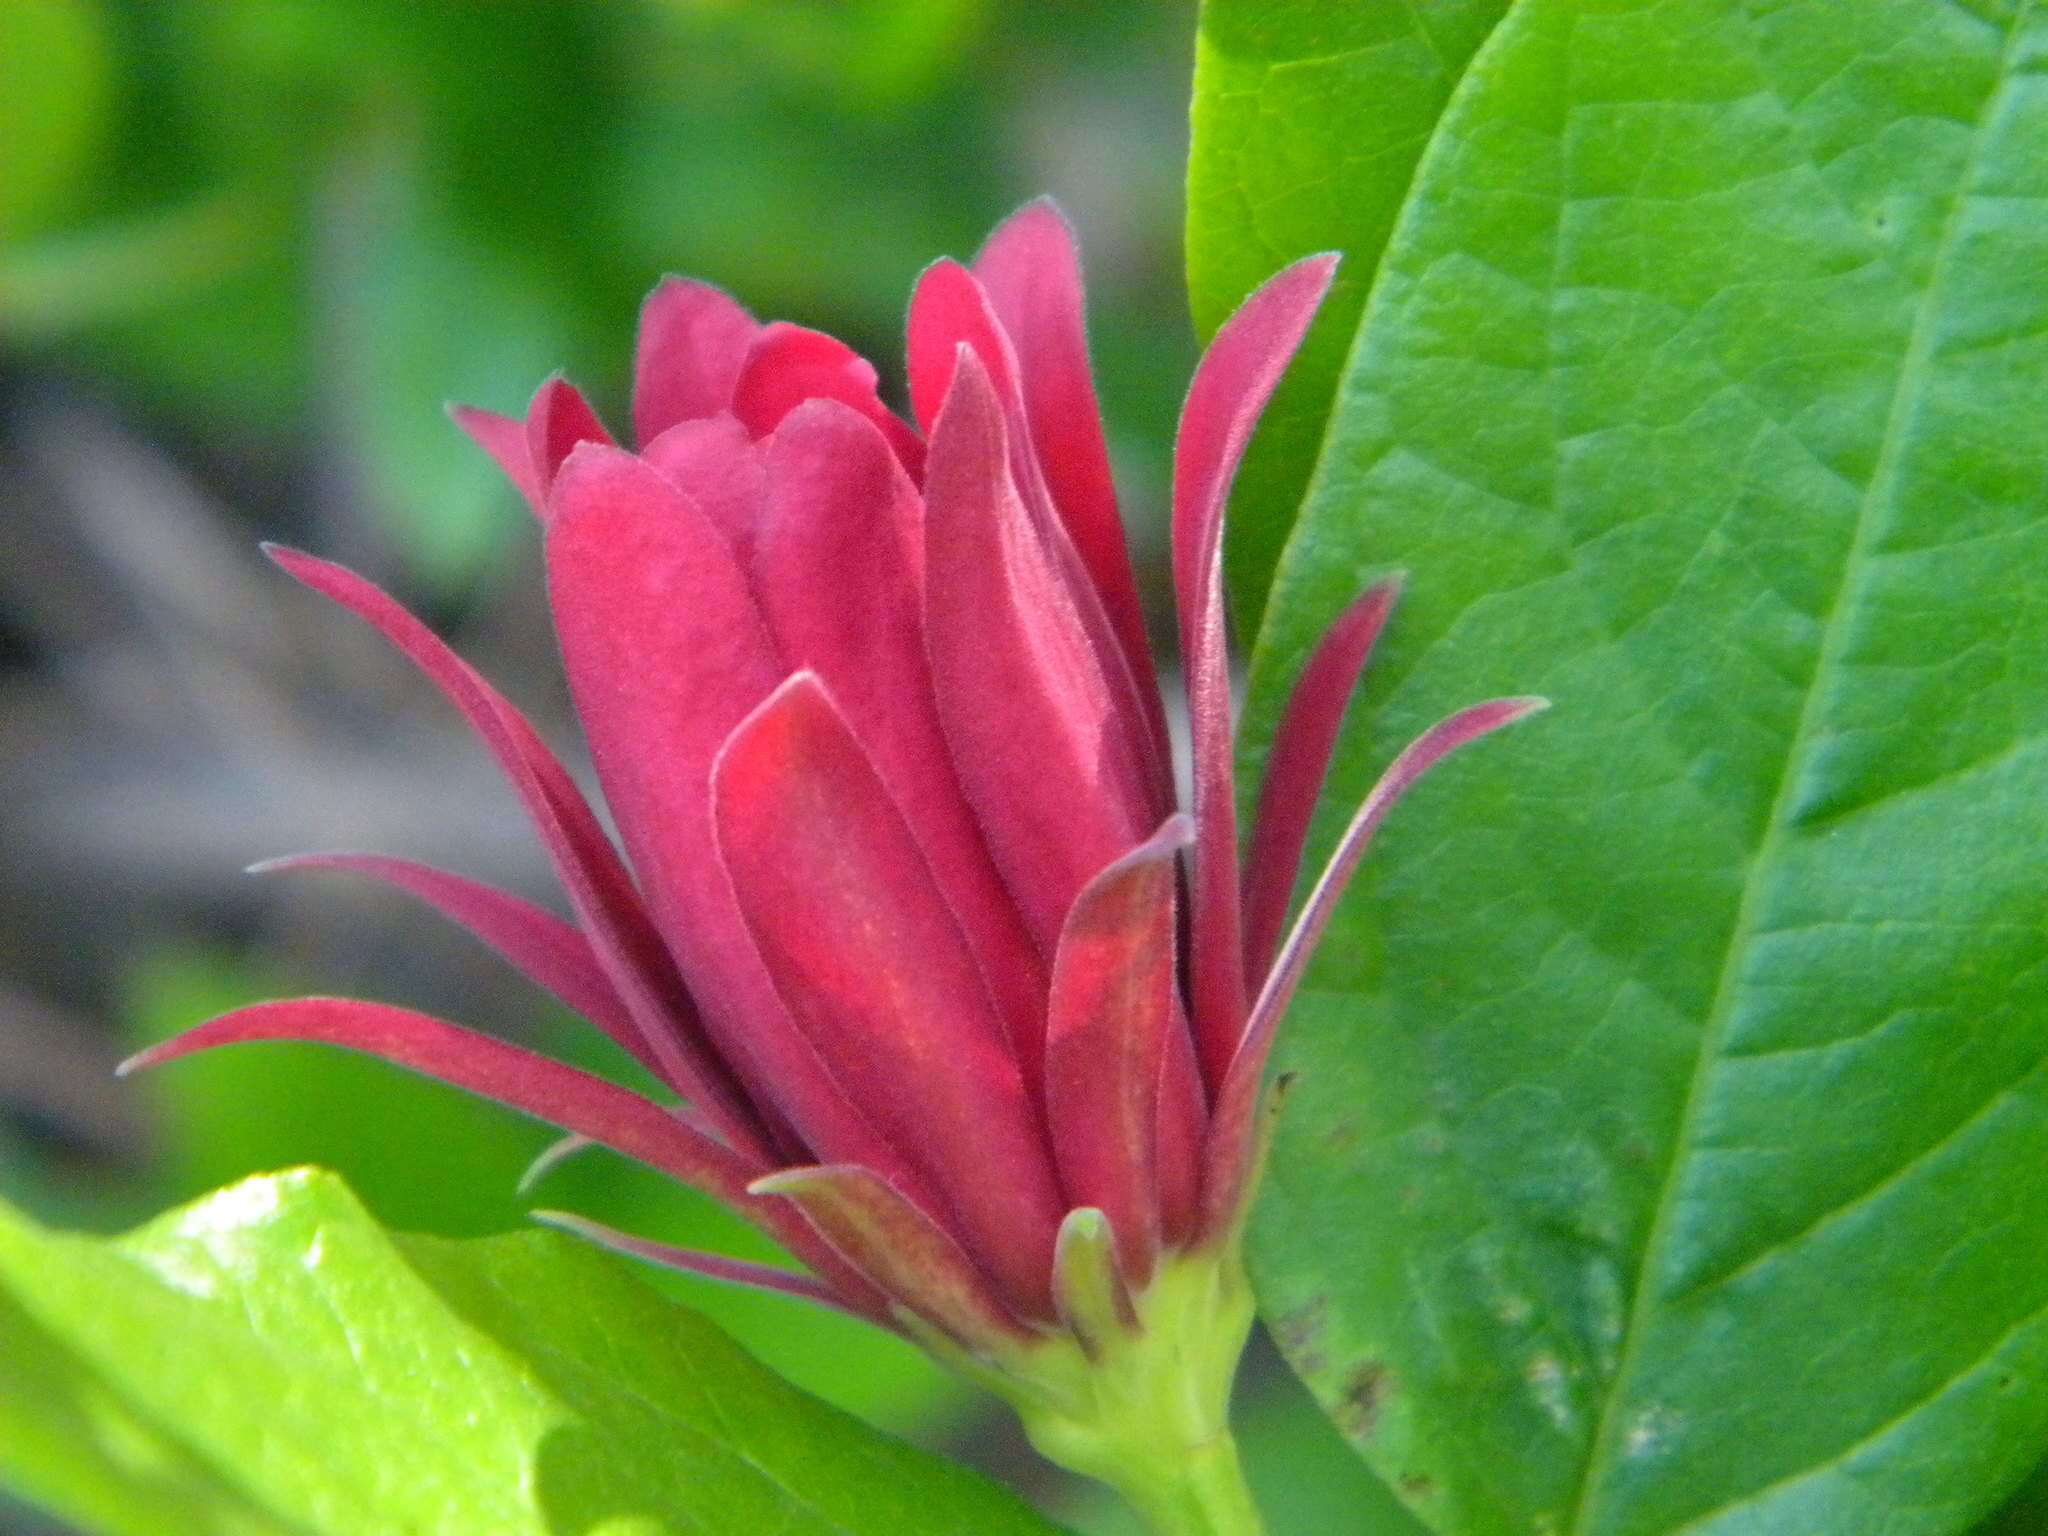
(908, 1237, 1267, 1536)
(1104, 1426, 1265, 1536)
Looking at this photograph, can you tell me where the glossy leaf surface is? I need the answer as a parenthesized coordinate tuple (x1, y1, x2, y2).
(0, 1169, 1066, 1536)
(1231, 2, 2048, 1533)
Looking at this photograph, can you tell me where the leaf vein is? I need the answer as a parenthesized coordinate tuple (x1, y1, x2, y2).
(1560, 7, 2035, 1531)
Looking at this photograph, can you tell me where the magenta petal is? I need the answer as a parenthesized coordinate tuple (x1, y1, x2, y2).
(712, 674, 1066, 1320)
(251, 852, 641, 1067)
(529, 1210, 877, 1322)
(973, 201, 1154, 704)
(1202, 697, 1547, 1237)
(750, 1164, 1034, 1345)
(449, 404, 544, 514)
(639, 414, 765, 559)
(633, 276, 758, 445)
(755, 400, 1046, 1081)
(1044, 815, 1190, 1288)
(262, 546, 768, 1157)
(910, 264, 1173, 814)
(1174, 253, 1341, 1092)
(730, 322, 925, 478)
(544, 449, 913, 1185)
(525, 374, 615, 498)
(1154, 1008, 1208, 1246)
(1172, 253, 1342, 617)
(923, 352, 1154, 955)
(123, 998, 762, 1193)
(125, 998, 871, 1298)
(905, 258, 1021, 435)
(1241, 576, 1402, 988)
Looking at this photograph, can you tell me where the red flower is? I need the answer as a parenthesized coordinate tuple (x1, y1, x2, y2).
(127, 202, 1537, 1353)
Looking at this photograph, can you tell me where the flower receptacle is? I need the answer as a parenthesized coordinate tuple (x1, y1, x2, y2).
(910, 1230, 1264, 1536)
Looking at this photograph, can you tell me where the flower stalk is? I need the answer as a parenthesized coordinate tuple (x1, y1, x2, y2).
(121, 199, 1541, 1532)
(936, 1236, 1263, 1536)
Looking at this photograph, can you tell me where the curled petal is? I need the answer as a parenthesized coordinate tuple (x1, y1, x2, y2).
(250, 853, 638, 1066)
(1172, 253, 1342, 616)
(122, 1000, 760, 1196)
(517, 1132, 597, 1197)
(923, 352, 1154, 954)
(750, 1164, 1034, 1346)
(633, 276, 757, 445)
(263, 546, 767, 1157)
(1044, 816, 1190, 1287)
(518, 1103, 727, 1197)
(123, 999, 872, 1301)
(1242, 576, 1402, 987)
(908, 261, 1172, 806)
(529, 1210, 876, 1322)
(1203, 697, 1547, 1235)
(1174, 253, 1341, 1091)
(713, 673, 1066, 1319)
(973, 200, 1153, 704)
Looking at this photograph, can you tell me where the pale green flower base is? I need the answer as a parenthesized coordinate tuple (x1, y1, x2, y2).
(910, 1218, 1264, 1536)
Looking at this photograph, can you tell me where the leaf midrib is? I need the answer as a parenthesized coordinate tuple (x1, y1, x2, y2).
(1560, 9, 2033, 1534)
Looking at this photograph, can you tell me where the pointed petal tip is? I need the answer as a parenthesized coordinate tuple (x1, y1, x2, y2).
(262, 543, 341, 586)
(932, 341, 1001, 425)
(243, 851, 340, 877)
(715, 671, 830, 777)
(543, 438, 648, 513)
(517, 1134, 598, 1197)
(1096, 810, 1194, 878)
(976, 196, 1078, 264)
(1478, 694, 1551, 729)
(114, 1041, 170, 1078)
(744, 1168, 810, 1200)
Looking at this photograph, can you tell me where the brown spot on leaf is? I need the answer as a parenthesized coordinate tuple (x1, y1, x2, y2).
(1271, 1296, 1328, 1377)
(1333, 1360, 1391, 1442)
(1398, 1473, 1436, 1502)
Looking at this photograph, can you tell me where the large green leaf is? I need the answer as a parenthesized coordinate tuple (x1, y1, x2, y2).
(1186, 0, 1509, 633)
(1238, 2, 2048, 1534)
(0, 1169, 1065, 1536)
(1976, 1448, 2048, 1534)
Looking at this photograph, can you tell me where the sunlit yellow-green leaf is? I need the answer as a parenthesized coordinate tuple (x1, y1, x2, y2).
(0, 1170, 1066, 1536)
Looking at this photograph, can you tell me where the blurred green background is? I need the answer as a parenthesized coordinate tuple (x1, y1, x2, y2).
(0, 2, 1396, 1532)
